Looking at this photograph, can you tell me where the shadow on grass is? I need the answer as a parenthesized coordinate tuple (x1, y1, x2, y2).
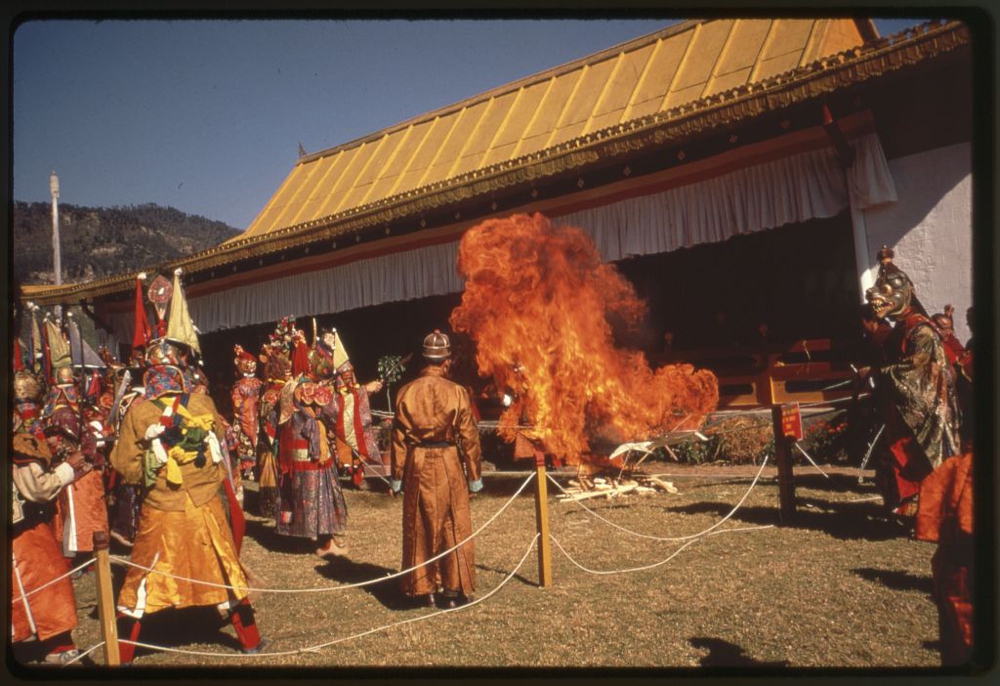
(243, 519, 324, 554)
(125, 605, 241, 661)
(313, 557, 408, 609)
(477, 473, 540, 498)
(689, 637, 790, 668)
(787, 471, 872, 493)
(666, 472, 910, 541)
(475, 561, 535, 588)
(852, 567, 933, 594)
(667, 499, 909, 541)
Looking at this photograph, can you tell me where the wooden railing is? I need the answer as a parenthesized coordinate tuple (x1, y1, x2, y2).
(653, 338, 857, 409)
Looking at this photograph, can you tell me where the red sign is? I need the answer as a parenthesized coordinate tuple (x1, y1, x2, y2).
(780, 403, 803, 440)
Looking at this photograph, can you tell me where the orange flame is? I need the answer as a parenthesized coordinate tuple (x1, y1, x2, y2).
(450, 213, 718, 465)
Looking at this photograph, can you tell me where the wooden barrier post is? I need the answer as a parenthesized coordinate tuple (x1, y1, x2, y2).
(532, 446, 553, 587)
(92, 531, 120, 666)
(771, 403, 802, 524)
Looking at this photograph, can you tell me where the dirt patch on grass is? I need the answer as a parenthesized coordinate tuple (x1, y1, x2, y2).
(53, 462, 943, 674)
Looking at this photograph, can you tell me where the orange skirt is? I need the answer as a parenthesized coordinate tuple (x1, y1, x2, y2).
(11, 520, 78, 642)
(58, 469, 109, 555)
(117, 493, 250, 617)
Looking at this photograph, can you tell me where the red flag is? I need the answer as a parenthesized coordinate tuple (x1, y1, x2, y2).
(291, 339, 311, 378)
(13, 337, 24, 372)
(133, 277, 151, 350)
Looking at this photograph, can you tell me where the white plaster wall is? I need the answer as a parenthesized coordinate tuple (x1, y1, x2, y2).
(860, 142, 972, 343)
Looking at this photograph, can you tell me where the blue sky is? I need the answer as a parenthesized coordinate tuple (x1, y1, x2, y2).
(13, 17, 926, 231)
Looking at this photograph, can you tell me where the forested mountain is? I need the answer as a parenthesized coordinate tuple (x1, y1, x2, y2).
(12, 201, 241, 285)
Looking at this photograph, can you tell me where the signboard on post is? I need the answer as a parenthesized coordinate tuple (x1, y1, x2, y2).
(779, 403, 803, 440)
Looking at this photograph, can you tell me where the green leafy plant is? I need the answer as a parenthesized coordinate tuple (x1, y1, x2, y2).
(377, 354, 407, 411)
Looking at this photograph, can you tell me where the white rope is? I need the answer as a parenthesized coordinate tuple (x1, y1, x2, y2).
(708, 394, 861, 421)
(547, 455, 770, 542)
(111, 472, 537, 595)
(844, 495, 882, 503)
(60, 641, 105, 666)
(23, 556, 97, 598)
(551, 524, 773, 576)
(799, 393, 868, 409)
(644, 472, 775, 481)
(118, 534, 539, 660)
(794, 442, 830, 478)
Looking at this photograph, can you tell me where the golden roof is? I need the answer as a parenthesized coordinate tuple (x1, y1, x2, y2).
(239, 18, 872, 240)
(19, 18, 970, 306)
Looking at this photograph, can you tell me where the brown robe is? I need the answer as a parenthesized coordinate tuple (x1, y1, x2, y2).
(391, 364, 482, 597)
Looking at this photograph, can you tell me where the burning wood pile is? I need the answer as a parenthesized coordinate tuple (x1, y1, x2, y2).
(557, 474, 679, 502)
(556, 429, 703, 502)
(450, 212, 719, 489)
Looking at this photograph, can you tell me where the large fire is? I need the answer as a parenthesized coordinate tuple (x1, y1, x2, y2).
(450, 213, 718, 465)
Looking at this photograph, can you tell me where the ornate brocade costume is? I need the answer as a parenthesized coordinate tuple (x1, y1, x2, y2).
(275, 376, 348, 540)
(875, 311, 961, 510)
(231, 374, 265, 472)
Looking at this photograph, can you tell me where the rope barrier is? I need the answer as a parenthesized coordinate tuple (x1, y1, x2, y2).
(110, 472, 537, 595)
(60, 641, 106, 667)
(643, 472, 775, 481)
(116, 534, 540, 661)
(21, 556, 97, 598)
(551, 524, 774, 576)
(547, 455, 771, 543)
(844, 495, 882, 503)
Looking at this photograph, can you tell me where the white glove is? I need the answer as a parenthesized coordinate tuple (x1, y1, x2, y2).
(206, 431, 223, 464)
(144, 424, 168, 465)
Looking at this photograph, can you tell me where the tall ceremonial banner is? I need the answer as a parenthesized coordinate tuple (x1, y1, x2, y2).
(132, 273, 152, 351)
(167, 268, 201, 355)
(44, 318, 71, 370)
(67, 317, 106, 368)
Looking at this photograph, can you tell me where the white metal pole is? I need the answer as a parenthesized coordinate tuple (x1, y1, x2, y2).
(50, 172, 62, 318)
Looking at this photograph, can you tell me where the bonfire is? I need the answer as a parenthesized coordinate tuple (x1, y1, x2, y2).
(450, 213, 719, 492)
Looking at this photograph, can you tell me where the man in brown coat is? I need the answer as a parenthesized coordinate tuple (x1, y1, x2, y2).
(390, 330, 482, 609)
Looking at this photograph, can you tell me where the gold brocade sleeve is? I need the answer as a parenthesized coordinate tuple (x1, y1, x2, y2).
(456, 385, 482, 483)
(110, 401, 146, 485)
(390, 396, 408, 483)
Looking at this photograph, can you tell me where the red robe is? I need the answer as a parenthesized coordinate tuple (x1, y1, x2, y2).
(915, 453, 973, 666)
(11, 456, 79, 643)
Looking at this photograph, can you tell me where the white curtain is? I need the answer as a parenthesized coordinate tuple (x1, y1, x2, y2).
(558, 132, 895, 262)
(106, 133, 896, 340)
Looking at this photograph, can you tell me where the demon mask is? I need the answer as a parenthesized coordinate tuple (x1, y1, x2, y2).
(865, 247, 916, 322)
